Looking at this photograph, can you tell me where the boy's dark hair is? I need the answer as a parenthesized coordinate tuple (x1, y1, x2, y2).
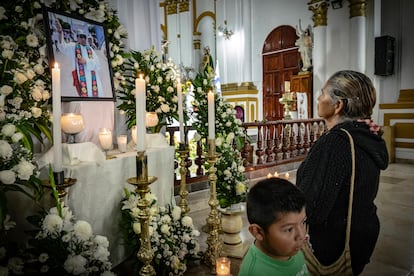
(246, 178, 306, 232)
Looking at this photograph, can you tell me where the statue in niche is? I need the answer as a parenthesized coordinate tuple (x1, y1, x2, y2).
(295, 20, 313, 72)
(202, 46, 214, 75)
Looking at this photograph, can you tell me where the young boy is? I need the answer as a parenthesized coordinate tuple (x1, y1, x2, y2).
(238, 178, 309, 276)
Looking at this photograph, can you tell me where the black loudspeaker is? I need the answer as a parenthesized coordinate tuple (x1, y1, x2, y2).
(375, 36, 395, 76)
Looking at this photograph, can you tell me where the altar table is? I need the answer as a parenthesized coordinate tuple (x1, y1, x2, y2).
(61, 146, 175, 266)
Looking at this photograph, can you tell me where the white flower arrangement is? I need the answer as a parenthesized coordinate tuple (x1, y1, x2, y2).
(191, 72, 248, 208)
(120, 189, 201, 275)
(117, 47, 181, 133)
(28, 202, 114, 275)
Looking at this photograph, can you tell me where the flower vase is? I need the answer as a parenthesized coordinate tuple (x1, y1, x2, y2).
(220, 203, 246, 258)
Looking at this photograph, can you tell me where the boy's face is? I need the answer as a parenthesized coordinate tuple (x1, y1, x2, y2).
(251, 207, 307, 261)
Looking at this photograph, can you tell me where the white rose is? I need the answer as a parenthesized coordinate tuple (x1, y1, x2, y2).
(13, 72, 28, 85)
(42, 90, 50, 101)
(15, 160, 35, 180)
(25, 69, 36, 80)
(31, 107, 42, 118)
(160, 224, 170, 235)
(2, 49, 13, 59)
(0, 85, 12, 96)
(11, 132, 23, 143)
(31, 87, 43, 101)
(0, 170, 16, 184)
(160, 103, 170, 113)
(33, 63, 44, 74)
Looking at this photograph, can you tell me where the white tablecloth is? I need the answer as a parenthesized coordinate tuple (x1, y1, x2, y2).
(36, 143, 175, 266)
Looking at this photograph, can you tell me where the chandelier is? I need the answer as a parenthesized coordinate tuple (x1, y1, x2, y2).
(217, 20, 233, 40)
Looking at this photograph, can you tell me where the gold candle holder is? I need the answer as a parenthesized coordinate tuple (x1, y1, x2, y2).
(43, 171, 76, 199)
(178, 143, 190, 215)
(127, 151, 157, 276)
(204, 138, 224, 271)
(279, 94, 295, 120)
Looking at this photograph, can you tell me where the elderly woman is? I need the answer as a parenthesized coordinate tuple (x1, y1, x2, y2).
(296, 70, 388, 275)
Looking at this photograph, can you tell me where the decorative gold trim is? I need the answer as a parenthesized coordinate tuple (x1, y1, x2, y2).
(308, 0, 329, 27)
(349, 0, 366, 18)
(179, 0, 189, 13)
(193, 39, 201, 50)
(167, 0, 177, 15)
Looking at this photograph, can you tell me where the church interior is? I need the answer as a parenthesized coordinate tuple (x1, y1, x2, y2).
(1, 0, 413, 275)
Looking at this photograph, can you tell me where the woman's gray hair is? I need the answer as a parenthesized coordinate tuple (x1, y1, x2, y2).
(325, 70, 376, 119)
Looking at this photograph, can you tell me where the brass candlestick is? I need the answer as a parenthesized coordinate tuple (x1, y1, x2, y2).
(43, 171, 76, 199)
(204, 139, 224, 271)
(127, 151, 157, 276)
(178, 143, 190, 215)
(279, 92, 295, 120)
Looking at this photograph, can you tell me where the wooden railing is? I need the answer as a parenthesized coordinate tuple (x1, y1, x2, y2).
(166, 118, 326, 185)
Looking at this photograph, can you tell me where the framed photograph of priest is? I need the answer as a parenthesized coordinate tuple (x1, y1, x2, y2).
(44, 7, 115, 101)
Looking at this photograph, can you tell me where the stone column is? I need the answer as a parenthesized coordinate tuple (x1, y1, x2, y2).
(308, 0, 329, 118)
(349, 0, 367, 72)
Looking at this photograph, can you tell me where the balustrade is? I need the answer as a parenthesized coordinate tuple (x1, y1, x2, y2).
(166, 118, 326, 185)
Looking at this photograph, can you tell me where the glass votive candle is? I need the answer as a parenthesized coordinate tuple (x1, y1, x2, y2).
(117, 134, 127, 153)
(216, 257, 231, 276)
(98, 128, 112, 158)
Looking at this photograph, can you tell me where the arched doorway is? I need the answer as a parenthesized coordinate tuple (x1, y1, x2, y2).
(262, 25, 300, 121)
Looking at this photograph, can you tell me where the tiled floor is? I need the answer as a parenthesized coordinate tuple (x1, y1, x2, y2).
(115, 162, 414, 275)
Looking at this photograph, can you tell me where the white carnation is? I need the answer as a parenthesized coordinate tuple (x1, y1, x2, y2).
(73, 220, 92, 241)
(181, 216, 193, 227)
(171, 206, 181, 221)
(42, 214, 63, 235)
(0, 170, 16, 184)
(64, 255, 87, 275)
(1, 123, 16, 136)
(0, 140, 13, 159)
(26, 34, 39, 47)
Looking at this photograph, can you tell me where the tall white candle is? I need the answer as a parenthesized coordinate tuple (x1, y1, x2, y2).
(177, 78, 185, 143)
(208, 90, 215, 140)
(52, 63, 62, 172)
(135, 74, 146, 151)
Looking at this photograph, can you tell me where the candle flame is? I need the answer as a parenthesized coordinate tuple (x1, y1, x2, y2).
(54, 62, 59, 69)
(139, 73, 144, 79)
(267, 173, 272, 178)
(285, 172, 289, 179)
(274, 171, 279, 177)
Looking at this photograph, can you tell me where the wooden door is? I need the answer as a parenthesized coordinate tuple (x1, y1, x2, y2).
(262, 25, 300, 121)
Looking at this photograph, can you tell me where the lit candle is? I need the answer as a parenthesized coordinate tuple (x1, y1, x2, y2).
(284, 81, 290, 92)
(285, 172, 290, 179)
(274, 171, 279, 178)
(135, 74, 146, 151)
(177, 78, 185, 143)
(208, 90, 215, 140)
(98, 128, 113, 150)
(267, 173, 272, 178)
(216, 257, 231, 276)
(52, 63, 62, 172)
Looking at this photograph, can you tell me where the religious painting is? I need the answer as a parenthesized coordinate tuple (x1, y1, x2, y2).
(44, 7, 115, 101)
